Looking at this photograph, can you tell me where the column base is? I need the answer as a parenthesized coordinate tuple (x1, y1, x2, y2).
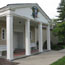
(26, 53, 31, 56)
(47, 48, 51, 51)
(7, 57, 14, 61)
(39, 50, 43, 53)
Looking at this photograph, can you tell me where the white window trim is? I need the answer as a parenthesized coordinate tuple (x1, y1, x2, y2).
(1, 28, 6, 40)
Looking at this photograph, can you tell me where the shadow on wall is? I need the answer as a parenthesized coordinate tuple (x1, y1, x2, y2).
(43, 40, 53, 49)
(36, 41, 39, 49)
(36, 40, 53, 49)
(36, 40, 59, 50)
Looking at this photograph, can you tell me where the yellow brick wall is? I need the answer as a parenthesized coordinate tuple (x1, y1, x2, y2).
(0, 20, 6, 45)
(30, 26, 35, 43)
(30, 27, 47, 44)
(42, 29, 47, 43)
(0, 20, 58, 46)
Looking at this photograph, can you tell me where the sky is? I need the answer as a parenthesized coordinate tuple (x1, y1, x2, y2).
(0, 0, 61, 19)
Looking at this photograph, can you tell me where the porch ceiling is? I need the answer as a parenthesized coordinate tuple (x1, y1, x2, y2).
(14, 16, 39, 27)
(0, 16, 45, 27)
(13, 16, 26, 25)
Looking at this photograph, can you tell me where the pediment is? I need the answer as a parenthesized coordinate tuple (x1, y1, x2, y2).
(0, 3, 51, 24)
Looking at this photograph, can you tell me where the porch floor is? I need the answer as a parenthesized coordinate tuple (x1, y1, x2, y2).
(1, 49, 48, 59)
(14, 49, 39, 56)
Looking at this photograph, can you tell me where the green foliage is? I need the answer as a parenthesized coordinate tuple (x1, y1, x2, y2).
(43, 40, 65, 50)
(53, 22, 65, 43)
(51, 56, 65, 65)
(57, 0, 65, 21)
(51, 44, 65, 50)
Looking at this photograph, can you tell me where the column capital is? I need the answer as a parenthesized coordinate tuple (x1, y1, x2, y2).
(26, 19, 30, 22)
(47, 24, 50, 29)
(6, 14, 13, 17)
(38, 22, 42, 25)
(38, 22, 42, 29)
(6, 10, 14, 17)
(48, 23, 51, 26)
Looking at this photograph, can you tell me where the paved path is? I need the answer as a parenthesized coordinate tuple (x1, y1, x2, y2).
(14, 49, 65, 65)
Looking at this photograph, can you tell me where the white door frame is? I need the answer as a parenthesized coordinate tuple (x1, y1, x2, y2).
(14, 31, 24, 49)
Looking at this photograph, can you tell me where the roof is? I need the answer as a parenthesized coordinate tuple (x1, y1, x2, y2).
(0, 3, 51, 22)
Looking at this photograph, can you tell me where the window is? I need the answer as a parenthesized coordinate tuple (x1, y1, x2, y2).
(1, 28, 6, 40)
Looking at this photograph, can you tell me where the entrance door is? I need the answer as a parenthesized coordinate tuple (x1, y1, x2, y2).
(14, 32, 24, 49)
(17, 32, 23, 49)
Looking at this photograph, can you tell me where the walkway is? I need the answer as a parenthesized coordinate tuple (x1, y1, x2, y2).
(14, 49, 65, 65)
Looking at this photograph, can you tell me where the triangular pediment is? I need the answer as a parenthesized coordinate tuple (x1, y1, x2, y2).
(0, 3, 51, 24)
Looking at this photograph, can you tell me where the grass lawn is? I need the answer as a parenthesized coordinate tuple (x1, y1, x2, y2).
(51, 56, 65, 65)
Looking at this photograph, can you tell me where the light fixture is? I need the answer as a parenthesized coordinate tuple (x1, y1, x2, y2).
(19, 21, 21, 24)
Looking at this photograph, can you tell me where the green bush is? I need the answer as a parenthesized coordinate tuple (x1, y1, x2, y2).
(43, 40, 65, 50)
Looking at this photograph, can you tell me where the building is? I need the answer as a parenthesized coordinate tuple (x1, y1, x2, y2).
(0, 3, 51, 60)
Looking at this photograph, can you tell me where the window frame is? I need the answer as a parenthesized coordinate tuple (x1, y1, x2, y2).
(1, 28, 6, 40)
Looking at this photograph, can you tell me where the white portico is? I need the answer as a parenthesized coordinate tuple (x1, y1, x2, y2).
(0, 3, 51, 60)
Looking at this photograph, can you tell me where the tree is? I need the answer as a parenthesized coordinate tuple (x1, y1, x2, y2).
(53, 21, 65, 44)
(53, 0, 65, 44)
(57, 0, 65, 21)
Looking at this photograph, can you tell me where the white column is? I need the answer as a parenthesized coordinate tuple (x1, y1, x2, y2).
(35, 28, 37, 49)
(38, 23, 43, 52)
(6, 14, 14, 60)
(47, 24, 51, 50)
(25, 19, 31, 55)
